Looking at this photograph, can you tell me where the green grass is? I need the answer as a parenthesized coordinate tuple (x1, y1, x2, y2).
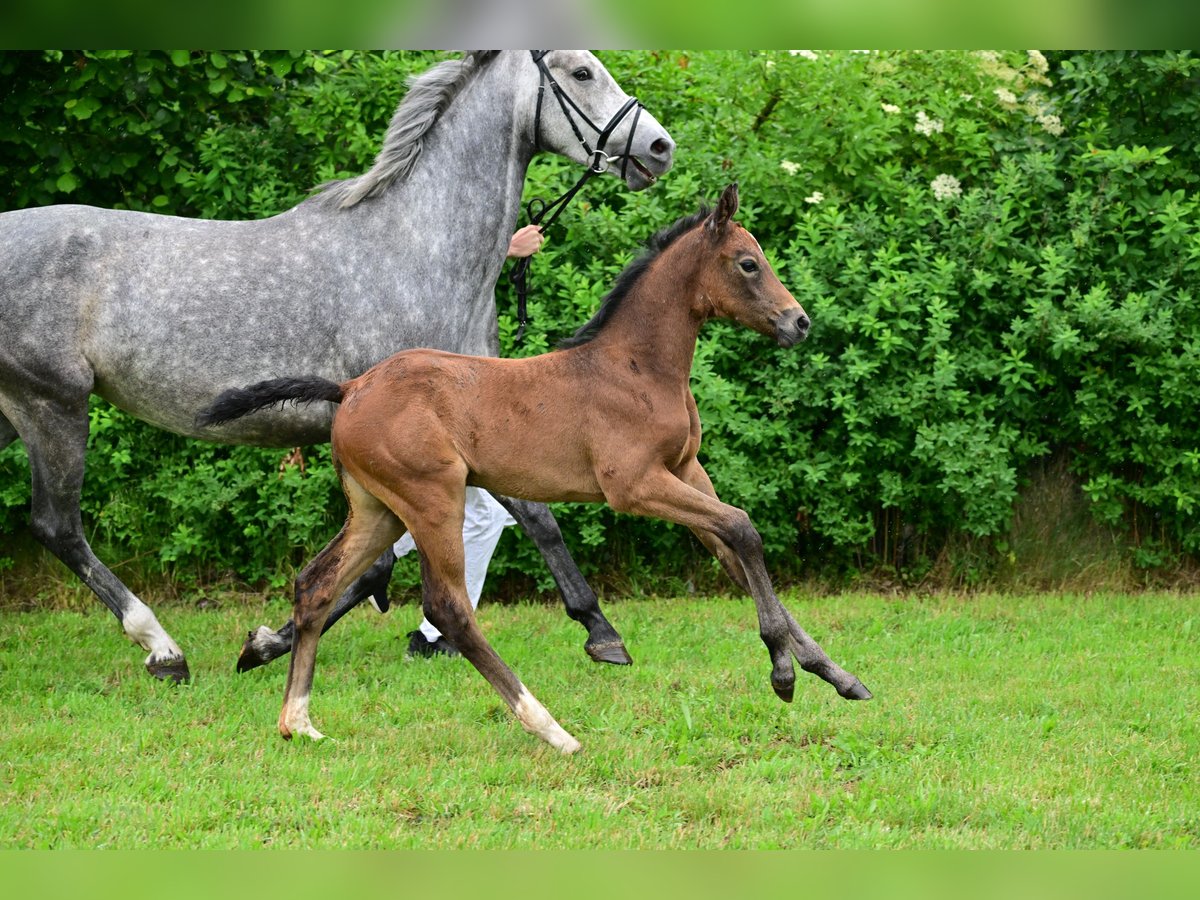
(0, 591, 1196, 849)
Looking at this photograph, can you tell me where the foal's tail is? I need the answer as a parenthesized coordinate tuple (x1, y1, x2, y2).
(195, 377, 345, 428)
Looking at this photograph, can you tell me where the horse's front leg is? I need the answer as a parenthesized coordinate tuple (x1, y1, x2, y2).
(496, 496, 632, 665)
(612, 462, 871, 703)
(236, 547, 396, 673)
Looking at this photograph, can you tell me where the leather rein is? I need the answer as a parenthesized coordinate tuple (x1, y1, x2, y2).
(509, 50, 645, 343)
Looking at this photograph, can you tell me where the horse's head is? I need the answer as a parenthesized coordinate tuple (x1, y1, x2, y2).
(700, 183, 810, 348)
(527, 51, 675, 191)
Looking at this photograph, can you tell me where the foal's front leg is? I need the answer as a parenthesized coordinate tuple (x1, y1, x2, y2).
(614, 463, 871, 703)
(674, 461, 871, 700)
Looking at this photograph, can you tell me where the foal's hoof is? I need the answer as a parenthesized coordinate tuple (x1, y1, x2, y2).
(236, 645, 264, 674)
(585, 639, 633, 666)
(236, 626, 282, 673)
(146, 655, 190, 683)
(838, 679, 873, 701)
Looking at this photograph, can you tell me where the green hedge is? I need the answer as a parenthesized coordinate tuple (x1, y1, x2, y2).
(2, 50, 1198, 591)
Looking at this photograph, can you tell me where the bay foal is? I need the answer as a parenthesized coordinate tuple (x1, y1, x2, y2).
(199, 183, 870, 753)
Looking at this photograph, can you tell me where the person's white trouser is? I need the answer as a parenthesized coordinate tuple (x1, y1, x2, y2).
(393, 487, 517, 641)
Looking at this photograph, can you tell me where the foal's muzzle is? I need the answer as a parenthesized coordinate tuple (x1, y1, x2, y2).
(775, 308, 811, 347)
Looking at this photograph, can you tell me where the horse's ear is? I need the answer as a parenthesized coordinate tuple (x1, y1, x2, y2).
(707, 182, 739, 238)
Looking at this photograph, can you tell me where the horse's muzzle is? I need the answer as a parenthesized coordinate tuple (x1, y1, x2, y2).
(624, 127, 675, 191)
(775, 308, 811, 347)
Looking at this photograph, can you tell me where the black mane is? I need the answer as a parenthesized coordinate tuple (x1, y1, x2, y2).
(557, 205, 712, 349)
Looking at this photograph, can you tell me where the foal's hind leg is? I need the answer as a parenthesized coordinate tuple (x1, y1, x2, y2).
(365, 467, 579, 753)
(239, 495, 632, 673)
(496, 496, 631, 666)
(280, 475, 403, 740)
(0, 391, 188, 681)
(412, 509, 581, 754)
(236, 547, 396, 673)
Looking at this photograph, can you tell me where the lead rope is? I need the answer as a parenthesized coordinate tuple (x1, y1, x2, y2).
(508, 169, 598, 344)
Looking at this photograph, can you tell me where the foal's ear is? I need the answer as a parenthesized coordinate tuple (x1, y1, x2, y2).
(706, 182, 739, 238)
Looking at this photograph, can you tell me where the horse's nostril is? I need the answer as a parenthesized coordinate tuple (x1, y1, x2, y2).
(650, 137, 674, 160)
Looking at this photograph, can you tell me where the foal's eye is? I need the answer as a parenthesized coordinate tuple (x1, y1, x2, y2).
(739, 259, 759, 274)
(572, 67, 592, 82)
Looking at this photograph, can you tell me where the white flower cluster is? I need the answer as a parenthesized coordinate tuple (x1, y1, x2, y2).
(931, 174, 962, 201)
(789, 50, 819, 61)
(1027, 50, 1050, 74)
(994, 87, 1018, 106)
(1037, 113, 1064, 135)
(804, 191, 824, 204)
(915, 110, 943, 136)
(780, 159, 801, 176)
(881, 102, 900, 114)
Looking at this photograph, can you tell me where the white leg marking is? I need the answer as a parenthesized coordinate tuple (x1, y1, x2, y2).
(248, 624, 286, 654)
(121, 601, 184, 663)
(514, 687, 581, 754)
(281, 694, 326, 742)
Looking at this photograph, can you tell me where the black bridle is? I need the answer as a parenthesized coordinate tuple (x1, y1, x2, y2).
(509, 50, 646, 342)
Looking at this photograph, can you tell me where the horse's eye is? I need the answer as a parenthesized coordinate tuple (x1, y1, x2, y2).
(739, 259, 759, 274)
(572, 67, 592, 82)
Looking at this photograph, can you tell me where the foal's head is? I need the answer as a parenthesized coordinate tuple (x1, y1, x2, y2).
(694, 183, 810, 347)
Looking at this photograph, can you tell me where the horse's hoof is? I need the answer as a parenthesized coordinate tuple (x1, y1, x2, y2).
(839, 679, 873, 701)
(280, 721, 325, 742)
(147, 655, 190, 683)
(771, 678, 795, 703)
(585, 639, 632, 666)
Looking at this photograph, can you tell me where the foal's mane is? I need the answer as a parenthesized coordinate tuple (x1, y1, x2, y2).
(310, 51, 499, 210)
(558, 206, 712, 349)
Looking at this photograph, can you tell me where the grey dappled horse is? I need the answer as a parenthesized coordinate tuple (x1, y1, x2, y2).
(0, 51, 674, 682)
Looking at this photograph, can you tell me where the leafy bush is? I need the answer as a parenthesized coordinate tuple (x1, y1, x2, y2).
(2, 50, 1199, 592)
(501, 50, 1200, 583)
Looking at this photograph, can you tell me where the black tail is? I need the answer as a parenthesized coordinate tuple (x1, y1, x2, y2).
(195, 377, 345, 428)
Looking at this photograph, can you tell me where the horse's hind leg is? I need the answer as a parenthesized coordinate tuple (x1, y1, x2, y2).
(280, 474, 403, 740)
(1, 392, 188, 681)
(236, 546, 396, 673)
(496, 496, 631, 666)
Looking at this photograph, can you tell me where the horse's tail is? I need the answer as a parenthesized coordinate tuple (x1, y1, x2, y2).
(195, 377, 345, 428)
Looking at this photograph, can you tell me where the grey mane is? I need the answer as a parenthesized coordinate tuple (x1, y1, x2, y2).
(311, 51, 500, 209)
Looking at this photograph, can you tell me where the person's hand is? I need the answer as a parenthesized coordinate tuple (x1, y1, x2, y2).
(506, 224, 544, 259)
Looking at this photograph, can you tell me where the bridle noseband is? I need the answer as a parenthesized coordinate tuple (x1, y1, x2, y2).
(510, 50, 647, 342)
(530, 50, 643, 180)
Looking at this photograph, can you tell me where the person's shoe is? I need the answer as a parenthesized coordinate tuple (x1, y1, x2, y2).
(406, 629, 460, 658)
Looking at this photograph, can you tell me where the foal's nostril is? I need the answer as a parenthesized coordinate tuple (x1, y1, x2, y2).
(650, 137, 674, 160)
